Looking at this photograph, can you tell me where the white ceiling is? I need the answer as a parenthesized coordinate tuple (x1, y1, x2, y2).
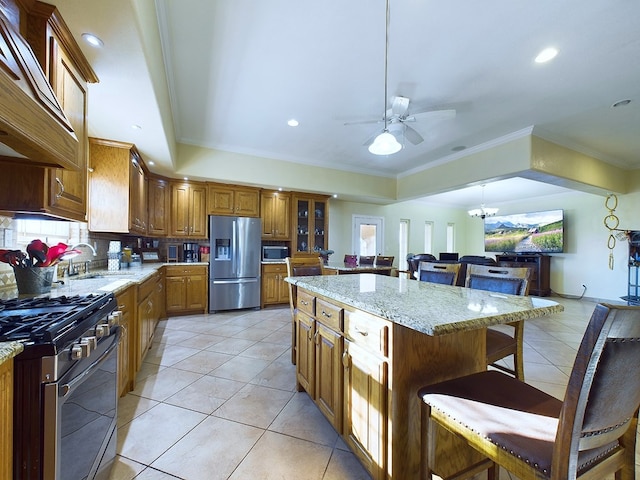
(53, 0, 640, 205)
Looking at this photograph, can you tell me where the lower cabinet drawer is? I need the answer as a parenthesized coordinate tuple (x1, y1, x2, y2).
(297, 290, 316, 316)
(344, 310, 389, 358)
(316, 299, 342, 331)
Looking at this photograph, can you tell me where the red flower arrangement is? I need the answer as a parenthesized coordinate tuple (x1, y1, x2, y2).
(0, 240, 81, 268)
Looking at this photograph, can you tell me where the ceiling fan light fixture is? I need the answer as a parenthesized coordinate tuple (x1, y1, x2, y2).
(369, 131, 402, 155)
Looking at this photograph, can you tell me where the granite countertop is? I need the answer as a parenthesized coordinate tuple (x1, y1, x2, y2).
(0, 341, 23, 365)
(1, 262, 209, 299)
(286, 273, 564, 336)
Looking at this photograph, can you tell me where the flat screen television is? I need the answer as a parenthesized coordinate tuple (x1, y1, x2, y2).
(484, 209, 564, 253)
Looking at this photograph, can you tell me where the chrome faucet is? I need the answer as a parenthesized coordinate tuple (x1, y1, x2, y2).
(69, 243, 97, 275)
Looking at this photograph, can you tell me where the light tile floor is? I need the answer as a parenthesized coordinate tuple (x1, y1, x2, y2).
(108, 297, 639, 480)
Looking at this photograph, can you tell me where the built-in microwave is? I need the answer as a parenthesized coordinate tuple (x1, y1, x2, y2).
(262, 246, 289, 262)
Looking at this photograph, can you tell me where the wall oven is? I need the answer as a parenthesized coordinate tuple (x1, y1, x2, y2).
(0, 293, 119, 480)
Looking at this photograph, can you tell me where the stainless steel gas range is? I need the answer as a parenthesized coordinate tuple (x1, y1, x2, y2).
(0, 293, 120, 480)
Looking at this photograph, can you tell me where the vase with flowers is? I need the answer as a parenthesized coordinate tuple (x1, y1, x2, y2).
(0, 240, 81, 294)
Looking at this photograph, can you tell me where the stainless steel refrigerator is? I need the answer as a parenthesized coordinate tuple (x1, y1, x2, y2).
(209, 216, 262, 312)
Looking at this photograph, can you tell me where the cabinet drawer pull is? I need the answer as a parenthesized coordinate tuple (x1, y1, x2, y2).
(321, 310, 331, 318)
(342, 351, 349, 368)
(300, 300, 309, 306)
(354, 327, 369, 337)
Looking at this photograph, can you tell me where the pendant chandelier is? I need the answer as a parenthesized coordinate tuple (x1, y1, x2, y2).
(468, 185, 498, 219)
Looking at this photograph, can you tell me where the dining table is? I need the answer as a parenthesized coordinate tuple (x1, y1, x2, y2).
(285, 273, 564, 480)
(323, 261, 394, 275)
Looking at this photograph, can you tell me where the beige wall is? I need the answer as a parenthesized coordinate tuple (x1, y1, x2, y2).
(330, 189, 640, 302)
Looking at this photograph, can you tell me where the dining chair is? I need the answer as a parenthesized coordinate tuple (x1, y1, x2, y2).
(358, 255, 375, 265)
(403, 253, 437, 279)
(285, 256, 325, 364)
(418, 303, 640, 480)
(375, 255, 394, 266)
(465, 264, 531, 380)
(418, 261, 461, 286)
(343, 254, 358, 266)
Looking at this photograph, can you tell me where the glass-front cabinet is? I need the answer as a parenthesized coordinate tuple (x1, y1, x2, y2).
(294, 195, 328, 254)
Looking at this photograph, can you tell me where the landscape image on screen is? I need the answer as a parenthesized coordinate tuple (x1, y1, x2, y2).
(484, 209, 564, 253)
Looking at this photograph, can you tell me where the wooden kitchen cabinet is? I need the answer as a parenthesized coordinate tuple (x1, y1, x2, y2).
(343, 339, 388, 480)
(165, 265, 208, 315)
(261, 190, 291, 239)
(0, 358, 13, 480)
(88, 138, 149, 234)
(261, 263, 289, 307)
(0, 8, 78, 171)
(136, 271, 162, 371)
(147, 177, 170, 236)
(294, 292, 344, 433)
(130, 150, 147, 233)
(296, 311, 315, 395)
(0, 5, 97, 222)
(208, 183, 260, 217)
(170, 181, 207, 238)
(116, 286, 134, 397)
(292, 194, 328, 253)
(315, 319, 343, 430)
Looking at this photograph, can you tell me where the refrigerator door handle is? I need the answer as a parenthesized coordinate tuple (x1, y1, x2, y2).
(232, 220, 237, 276)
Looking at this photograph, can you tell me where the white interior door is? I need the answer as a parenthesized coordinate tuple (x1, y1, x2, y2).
(352, 215, 384, 256)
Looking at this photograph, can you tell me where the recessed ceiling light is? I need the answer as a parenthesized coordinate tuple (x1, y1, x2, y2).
(333, 194, 338, 198)
(452, 145, 466, 152)
(278, 187, 283, 191)
(131, 124, 142, 130)
(612, 99, 631, 108)
(183, 177, 188, 181)
(287, 119, 299, 127)
(535, 47, 558, 63)
(81, 33, 104, 48)
(148, 161, 155, 166)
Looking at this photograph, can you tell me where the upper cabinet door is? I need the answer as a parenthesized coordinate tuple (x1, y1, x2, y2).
(261, 191, 290, 240)
(148, 177, 170, 236)
(208, 184, 260, 217)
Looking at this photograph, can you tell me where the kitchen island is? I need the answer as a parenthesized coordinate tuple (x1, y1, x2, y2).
(285, 273, 563, 480)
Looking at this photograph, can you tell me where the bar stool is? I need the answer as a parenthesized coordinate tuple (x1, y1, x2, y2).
(285, 256, 324, 364)
(465, 264, 531, 380)
(418, 303, 640, 480)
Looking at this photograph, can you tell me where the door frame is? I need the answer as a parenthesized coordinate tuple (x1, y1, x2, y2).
(352, 215, 384, 256)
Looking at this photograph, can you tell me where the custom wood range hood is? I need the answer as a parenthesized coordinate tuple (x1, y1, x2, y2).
(0, 6, 79, 170)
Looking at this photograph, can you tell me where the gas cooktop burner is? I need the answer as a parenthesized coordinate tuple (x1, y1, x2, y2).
(0, 293, 116, 346)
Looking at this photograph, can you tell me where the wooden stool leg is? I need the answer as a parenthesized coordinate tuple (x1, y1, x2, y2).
(421, 402, 436, 479)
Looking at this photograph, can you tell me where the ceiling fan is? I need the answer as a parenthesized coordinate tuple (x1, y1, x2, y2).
(348, 96, 456, 148)
(347, 0, 456, 155)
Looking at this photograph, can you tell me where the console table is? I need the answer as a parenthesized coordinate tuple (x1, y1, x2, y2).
(496, 254, 551, 296)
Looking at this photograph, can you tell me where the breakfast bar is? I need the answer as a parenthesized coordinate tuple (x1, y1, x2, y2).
(286, 273, 563, 480)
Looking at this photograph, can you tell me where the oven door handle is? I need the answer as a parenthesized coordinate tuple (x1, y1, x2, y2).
(59, 327, 121, 398)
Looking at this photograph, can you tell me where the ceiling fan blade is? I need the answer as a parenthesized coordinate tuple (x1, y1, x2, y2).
(412, 108, 456, 120)
(403, 125, 424, 145)
(344, 118, 383, 126)
(391, 96, 410, 117)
